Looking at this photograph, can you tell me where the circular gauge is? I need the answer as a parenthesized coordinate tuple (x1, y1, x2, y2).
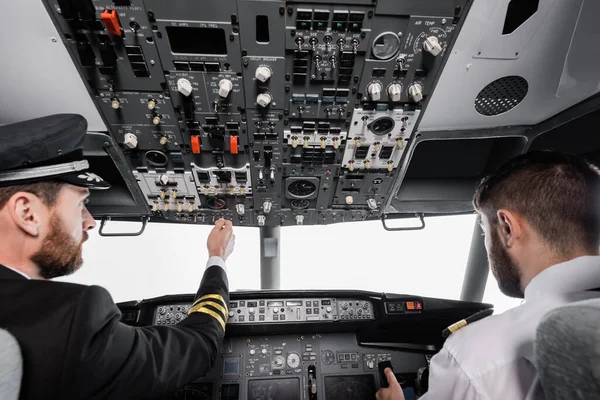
(288, 180, 317, 198)
(145, 150, 168, 167)
(321, 350, 335, 365)
(206, 197, 226, 210)
(273, 356, 285, 369)
(368, 117, 395, 136)
(291, 199, 310, 210)
(287, 353, 301, 369)
(371, 32, 401, 60)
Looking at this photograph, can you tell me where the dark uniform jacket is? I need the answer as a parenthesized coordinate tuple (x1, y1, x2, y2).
(0, 264, 229, 400)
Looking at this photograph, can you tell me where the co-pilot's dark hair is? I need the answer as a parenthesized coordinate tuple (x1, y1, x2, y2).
(474, 151, 600, 255)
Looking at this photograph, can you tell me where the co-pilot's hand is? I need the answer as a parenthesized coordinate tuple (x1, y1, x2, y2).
(207, 218, 235, 260)
(376, 368, 405, 400)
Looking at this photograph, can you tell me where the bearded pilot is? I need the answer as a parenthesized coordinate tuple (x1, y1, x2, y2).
(0, 114, 235, 399)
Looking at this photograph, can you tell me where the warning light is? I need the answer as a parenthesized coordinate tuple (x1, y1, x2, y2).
(406, 301, 415, 310)
(415, 302, 422, 310)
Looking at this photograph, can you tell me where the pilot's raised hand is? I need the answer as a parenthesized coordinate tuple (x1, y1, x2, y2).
(376, 368, 406, 400)
(207, 218, 235, 260)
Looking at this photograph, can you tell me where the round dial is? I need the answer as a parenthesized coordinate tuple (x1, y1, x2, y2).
(288, 180, 317, 198)
(368, 117, 396, 136)
(206, 197, 226, 210)
(145, 150, 168, 167)
(371, 32, 401, 60)
(321, 350, 335, 365)
(287, 353, 301, 369)
(290, 199, 310, 210)
(273, 356, 285, 369)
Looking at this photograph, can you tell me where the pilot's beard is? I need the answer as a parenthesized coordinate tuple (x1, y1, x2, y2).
(489, 228, 524, 298)
(30, 212, 88, 280)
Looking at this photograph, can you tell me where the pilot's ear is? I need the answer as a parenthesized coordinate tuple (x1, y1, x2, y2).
(8, 192, 45, 238)
(496, 209, 521, 248)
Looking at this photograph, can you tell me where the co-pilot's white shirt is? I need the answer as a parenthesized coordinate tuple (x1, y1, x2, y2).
(421, 255, 600, 400)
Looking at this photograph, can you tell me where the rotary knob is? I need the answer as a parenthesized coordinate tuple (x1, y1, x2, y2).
(368, 83, 382, 101)
(249, 307, 256, 315)
(123, 133, 138, 149)
(261, 349, 268, 355)
(423, 36, 442, 56)
(257, 93, 273, 107)
(236, 203, 245, 216)
(326, 306, 332, 313)
(255, 66, 272, 82)
(228, 310, 235, 317)
(408, 83, 423, 102)
(388, 84, 402, 102)
(218, 79, 233, 98)
(263, 201, 273, 214)
(258, 215, 266, 226)
(177, 78, 193, 97)
(250, 349, 257, 356)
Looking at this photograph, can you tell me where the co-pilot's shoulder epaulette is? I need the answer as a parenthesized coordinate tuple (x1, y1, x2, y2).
(187, 294, 229, 332)
(442, 308, 494, 339)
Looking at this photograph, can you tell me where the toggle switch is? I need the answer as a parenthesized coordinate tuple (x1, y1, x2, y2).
(101, 9, 123, 37)
(191, 135, 201, 154)
(229, 135, 239, 154)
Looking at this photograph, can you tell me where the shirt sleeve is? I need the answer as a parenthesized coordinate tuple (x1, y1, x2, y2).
(206, 256, 226, 272)
(419, 347, 484, 400)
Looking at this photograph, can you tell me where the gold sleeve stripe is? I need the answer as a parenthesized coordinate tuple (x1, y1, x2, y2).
(447, 319, 468, 333)
(188, 301, 228, 320)
(192, 294, 227, 310)
(189, 306, 226, 331)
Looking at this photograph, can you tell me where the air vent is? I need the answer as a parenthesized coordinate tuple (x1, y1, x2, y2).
(474, 76, 528, 116)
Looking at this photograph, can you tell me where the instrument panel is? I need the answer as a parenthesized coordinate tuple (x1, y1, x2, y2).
(163, 332, 426, 400)
(155, 297, 377, 325)
(42, 0, 470, 227)
(118, 290, 491, 399)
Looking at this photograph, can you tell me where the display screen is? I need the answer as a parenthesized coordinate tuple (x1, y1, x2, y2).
(223, 358, 239, 376)
(248, 378, 300, 400)
(324, 375, 376, 400)
(267, 301, 284, 307)
(165, 26, 227, 55)
(286, 301, 303, 306)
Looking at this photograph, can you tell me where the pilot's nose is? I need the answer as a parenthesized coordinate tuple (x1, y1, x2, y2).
(83, 207, 97, 231)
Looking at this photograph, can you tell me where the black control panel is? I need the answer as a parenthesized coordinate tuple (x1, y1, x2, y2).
(118, 290, 491, 399)
(42, 0, 470, 227)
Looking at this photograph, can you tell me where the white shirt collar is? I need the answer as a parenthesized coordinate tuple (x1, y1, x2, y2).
(3, 265, 31, 280)
(524, 255, 600, 300)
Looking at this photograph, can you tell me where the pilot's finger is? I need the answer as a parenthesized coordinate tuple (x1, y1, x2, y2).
(385, 368, 398, 385)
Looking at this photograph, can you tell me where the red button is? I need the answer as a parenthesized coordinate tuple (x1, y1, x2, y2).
(101, 10, 122, 37)
(415, 302, 422, 310)
(191, 135, 201, 154)
(230, 135, 239, 154)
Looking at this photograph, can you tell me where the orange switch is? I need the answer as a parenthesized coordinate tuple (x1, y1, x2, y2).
(406, 301, 415, 310)
(101, 10, 122, 37)
(230, 135, 239, 154)
(191, 135, 201, 154)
